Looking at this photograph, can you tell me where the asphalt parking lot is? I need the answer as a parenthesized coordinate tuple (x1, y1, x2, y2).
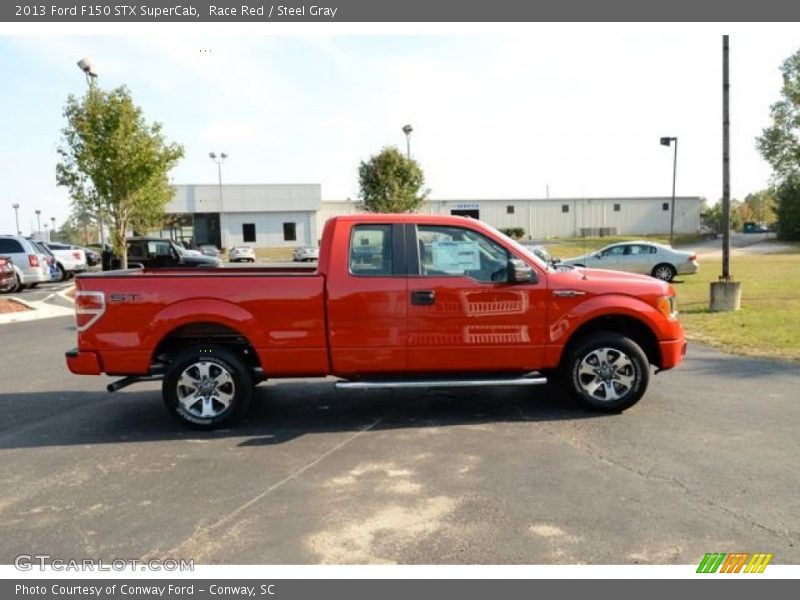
(0, 316, 798, 565)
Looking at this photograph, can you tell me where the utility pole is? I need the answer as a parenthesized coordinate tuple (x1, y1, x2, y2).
(721, 36, 731, 282)
(710, 34, 741, 311)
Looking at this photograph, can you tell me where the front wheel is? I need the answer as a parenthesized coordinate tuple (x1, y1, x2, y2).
(563, 332, 649, 412)
(162, 345, 253, 429)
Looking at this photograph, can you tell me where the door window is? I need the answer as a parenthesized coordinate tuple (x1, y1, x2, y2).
(625, 244, 652, 256)
(416, 225, 509, 282)
(602, 245, 626, 257)
(349, 225, 393, 276)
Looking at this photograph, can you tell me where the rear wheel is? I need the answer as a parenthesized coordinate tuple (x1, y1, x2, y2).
(562, 332, 649, 412)
(57, 264, 68, 282)
(162, 345, 253, 429)
(652, 263, 676, 282)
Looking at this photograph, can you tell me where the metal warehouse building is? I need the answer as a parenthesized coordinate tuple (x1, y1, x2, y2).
(164, 184, 321, 249)
(162, 184, 703, 249)
(319, 196, 704, 240)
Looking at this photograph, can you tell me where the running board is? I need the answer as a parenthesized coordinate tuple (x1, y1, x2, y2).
(336, 374, 547, 390)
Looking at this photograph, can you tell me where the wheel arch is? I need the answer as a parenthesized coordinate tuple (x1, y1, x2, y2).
(560, 314, 661, 369)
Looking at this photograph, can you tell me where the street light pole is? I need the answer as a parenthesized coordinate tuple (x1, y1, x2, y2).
(660, 136, 678, 246)
(76, 57, 105, 247)
(35, 209, 42, 239)
(50, 217, 56, 240)
(402, 124, 413, 160)
(12, 203, 20, 234)
(209, 152, 228, 250)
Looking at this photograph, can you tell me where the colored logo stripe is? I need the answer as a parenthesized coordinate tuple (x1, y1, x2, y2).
(697, 552, 772, 573)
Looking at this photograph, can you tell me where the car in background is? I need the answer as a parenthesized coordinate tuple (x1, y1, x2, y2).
(126, 238, 222, 269)
(0, 256, 16, 293)
(45, 242, 88, 279)
(76, 245, 102, 267)
(560, 241, 699, 282)
(28, 239, 60, 282)
(0, 236, 51, 291)
(519, 243, 555, 265)
(198, 245, 221, 258)
(292, 246, 319, 262)
(229, 246, 256, 263)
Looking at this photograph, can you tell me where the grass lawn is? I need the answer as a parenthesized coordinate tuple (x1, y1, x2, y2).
(671, 252, 800, 361)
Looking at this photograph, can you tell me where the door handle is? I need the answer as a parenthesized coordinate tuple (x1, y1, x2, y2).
(410, 290, 436, 306)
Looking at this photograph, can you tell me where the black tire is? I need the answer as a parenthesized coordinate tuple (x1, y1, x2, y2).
(162, 345, 253, 429)
(57, 264, 68, 282)
(652, 263, 676, 282)
(28, 282, 39, 289)
(562, 332, 650, 412)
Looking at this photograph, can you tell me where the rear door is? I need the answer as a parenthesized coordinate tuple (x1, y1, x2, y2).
(326, 223, 409, 376)
(617, 244, 656, 274)
(406, 223, 548, 374)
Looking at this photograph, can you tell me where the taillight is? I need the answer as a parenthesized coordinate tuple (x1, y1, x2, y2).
(75, 290, 106, 331)
(28, 254, 39, 268)
(689, 254, 697, 262)
(73, 251, 82, 260)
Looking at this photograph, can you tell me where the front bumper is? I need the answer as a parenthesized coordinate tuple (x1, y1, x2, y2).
(658, 338, 687, 370)
(65, 348, 102, 375)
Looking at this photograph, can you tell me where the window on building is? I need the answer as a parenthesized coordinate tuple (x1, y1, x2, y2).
(614, 204, 621, 212)
(662, 202, 670, 211)
(562, 204, 570, 213)
(242, 223, 256, 243)
(349, 225, 393, 276)
(283, 222, 297, 242)
(506, 205, 515, 214)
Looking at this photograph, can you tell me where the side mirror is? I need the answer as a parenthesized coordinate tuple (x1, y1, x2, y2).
(508, 258, 537, 284)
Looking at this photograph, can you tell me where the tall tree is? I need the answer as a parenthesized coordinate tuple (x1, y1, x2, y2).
(774, 176, 800, 240)
(742, 189, 777, 225)
(358, 146, 429, 213)
(757, 49, 800, 180)
(57, 85, 183, 268)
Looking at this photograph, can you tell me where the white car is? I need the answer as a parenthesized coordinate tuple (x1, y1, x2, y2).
(292, 246, 319, 262)
(561, 241, 699, 282)
(0, 235, 52, 290)
(229, 246, 256, 263)
(45, 242, 87, 279)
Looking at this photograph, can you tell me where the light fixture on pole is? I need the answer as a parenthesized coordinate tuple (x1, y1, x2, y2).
(209, 152, 228, 250)
(12, 203, 20, 234)
(76, 57, 104, 246)
(35, 209, 42, 238)
(660, 136, 678, 246)
(402, 124, 413, 160)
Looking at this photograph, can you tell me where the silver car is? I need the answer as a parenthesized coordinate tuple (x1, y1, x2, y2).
(561, 241, 699, 282)
(292, 246, 319, 262)
(229, 246, 256, 263)
(0, 235, 52, 290)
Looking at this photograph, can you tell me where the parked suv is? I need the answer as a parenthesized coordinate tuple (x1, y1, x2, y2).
(0, 235, 51, 290)
(126, 238, 222, 269)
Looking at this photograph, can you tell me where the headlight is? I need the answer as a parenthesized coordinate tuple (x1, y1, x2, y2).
(657, 295, 678, 320)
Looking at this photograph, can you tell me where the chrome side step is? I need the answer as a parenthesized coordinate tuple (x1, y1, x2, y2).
(336, 374, 547, 390)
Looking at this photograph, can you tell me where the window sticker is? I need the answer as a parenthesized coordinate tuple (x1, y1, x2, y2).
(431, 241, 480, 272)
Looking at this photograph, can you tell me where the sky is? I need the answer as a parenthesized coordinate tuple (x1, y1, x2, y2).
(0, 24, 798, 236)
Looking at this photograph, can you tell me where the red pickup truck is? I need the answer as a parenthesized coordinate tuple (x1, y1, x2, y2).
(66, 214, 685, 428)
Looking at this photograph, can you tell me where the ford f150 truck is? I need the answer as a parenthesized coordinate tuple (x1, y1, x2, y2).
(66, 214, 686, 428)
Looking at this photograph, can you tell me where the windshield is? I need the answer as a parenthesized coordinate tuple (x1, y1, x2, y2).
(483, 224, 550, 270)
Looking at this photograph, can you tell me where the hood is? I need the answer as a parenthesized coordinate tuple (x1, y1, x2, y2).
(181, 254, 221, 267)
(550, 265, 672, 296)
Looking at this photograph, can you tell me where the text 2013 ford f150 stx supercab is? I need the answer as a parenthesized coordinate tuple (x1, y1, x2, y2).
(66, 214, 686, 428)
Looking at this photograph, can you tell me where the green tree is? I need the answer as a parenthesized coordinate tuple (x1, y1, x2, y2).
(774, 175, 800, 240)
(701, 200, 744, 233)
(56, 85, 183, 268)
(757, 49, 800, 180)
(742, 189, 777, 225)
(358, 146, 429, 213)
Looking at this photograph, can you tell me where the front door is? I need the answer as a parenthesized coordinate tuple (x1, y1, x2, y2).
(407, 224, 548, 374)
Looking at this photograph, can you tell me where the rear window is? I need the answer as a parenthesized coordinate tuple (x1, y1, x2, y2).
(0, 239, 24, 253)
(349, 225, 393, 276)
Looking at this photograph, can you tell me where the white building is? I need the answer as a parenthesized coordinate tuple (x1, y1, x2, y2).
(319, 196, 704, 240)
(162, 184, 703, 249)
(163, 184, 321, 249)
